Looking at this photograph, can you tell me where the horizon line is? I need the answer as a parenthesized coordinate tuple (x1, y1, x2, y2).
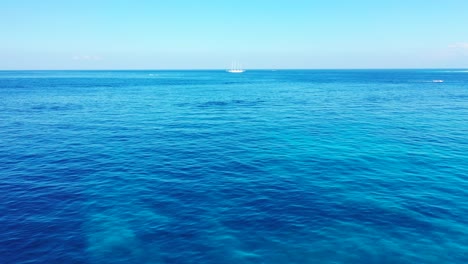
(1, 67, 468, 71)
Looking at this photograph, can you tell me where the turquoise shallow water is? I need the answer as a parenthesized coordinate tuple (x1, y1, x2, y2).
(1, 70, 468, 263)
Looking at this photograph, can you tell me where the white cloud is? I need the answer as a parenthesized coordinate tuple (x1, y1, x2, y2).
(72, 55, 102, 61)
(448, 42, 468, 49)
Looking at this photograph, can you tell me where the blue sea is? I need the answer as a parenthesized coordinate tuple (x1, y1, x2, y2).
(1, 70, 467, 263)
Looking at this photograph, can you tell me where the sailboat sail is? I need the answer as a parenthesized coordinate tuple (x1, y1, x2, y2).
(227, 61, 245, 73)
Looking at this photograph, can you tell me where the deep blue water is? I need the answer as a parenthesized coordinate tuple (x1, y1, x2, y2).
(1, 70, 467, 263)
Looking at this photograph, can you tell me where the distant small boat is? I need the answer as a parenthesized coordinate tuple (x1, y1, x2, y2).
(227, 62, 245, 73)
(432, 80, 444, 83)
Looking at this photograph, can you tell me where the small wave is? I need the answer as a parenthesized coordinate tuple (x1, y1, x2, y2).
(30, 103, 83, 112)
(197, 99, 265, 108)
(201, 101, 230, 107)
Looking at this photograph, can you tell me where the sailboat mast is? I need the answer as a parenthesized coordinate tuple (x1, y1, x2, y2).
(227, 59, 245, 73)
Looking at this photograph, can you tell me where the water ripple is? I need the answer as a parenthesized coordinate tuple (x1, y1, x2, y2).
(1, 70, 468, 263)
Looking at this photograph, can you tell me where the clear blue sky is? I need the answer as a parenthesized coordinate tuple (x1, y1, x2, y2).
(1, 0, 468, 69)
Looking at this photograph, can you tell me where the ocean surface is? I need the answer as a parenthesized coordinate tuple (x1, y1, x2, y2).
(1, 70, 467, 264)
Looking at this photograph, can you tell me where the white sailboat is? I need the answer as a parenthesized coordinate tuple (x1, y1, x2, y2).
(227, 61, 245, 73)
